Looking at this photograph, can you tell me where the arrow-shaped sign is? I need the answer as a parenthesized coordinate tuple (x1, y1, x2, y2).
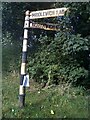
(30, 7, 68, 19)
(29, 22, 61, 31)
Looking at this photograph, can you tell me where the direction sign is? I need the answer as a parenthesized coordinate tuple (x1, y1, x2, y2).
(30, 7, 68, 19)
(29, 22, 60, 31)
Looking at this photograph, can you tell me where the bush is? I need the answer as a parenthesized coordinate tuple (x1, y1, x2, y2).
(28, 32, 89, 86)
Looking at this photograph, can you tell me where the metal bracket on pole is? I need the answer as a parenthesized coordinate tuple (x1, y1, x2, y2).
(19, 10, 30, 108)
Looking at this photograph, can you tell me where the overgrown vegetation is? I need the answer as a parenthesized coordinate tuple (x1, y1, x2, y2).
(2, 2, 90, 119)
(28, 32, 89, 87)
(2, 2, 90, 87)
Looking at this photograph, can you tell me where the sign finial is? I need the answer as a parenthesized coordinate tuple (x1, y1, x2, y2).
(25, 10, 30, 16)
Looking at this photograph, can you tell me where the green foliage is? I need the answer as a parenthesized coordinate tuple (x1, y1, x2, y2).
(62, 34, 88, 55)
(56, 2, 90, 37)
(2, 2, 90, 87)
(2, 32, 21, 74)
(28, 32, 89, 86)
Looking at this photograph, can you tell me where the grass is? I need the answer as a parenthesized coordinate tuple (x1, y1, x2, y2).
(2, 74, 89, 119)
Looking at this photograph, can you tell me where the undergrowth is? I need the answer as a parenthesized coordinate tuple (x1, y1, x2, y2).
(2, 74, 89, 119)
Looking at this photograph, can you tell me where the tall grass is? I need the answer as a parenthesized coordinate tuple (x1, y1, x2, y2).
(2, 75, 89, 118)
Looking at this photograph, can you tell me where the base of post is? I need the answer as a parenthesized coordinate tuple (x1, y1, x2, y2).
(19, 95, 25, 108)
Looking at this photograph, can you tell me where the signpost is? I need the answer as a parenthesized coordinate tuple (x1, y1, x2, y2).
(19, 10, 29, 108)
(30, 7, 68, 19)
(29, 22, 60, 31)
(19, 7, 68, 108)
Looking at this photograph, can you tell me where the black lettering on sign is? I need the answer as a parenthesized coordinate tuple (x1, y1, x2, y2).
(44, 25, 47, 29)
(59, 9, 64, 14)
(62, 9, 65, 12)
(31, 13, 37, 17)
(59, 10, 62, 14)
(49, 25, 53, 28)
(35, 13, 39, 17)
(40, 24, 43, 28)
(38, 12, 42, 17)
(48, 11, 55, 16)
(43, 12, 48, 16)
(56, 10, 59, 15)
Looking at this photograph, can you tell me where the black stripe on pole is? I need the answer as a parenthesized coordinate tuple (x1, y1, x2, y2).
(22, 52, 27, 63)
(20, 74, 26, 85)
(19, 87, 26, 106)
(19, 95, 25, 106)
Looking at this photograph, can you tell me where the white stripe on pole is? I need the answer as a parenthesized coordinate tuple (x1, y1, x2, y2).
(22, 40, 27, 52)
(24, 21, 29, 28)
(19, 85, 24, 95)
(21, 63, 26, 75)
(25, 16, 30, 21)
(24, 29, 28, 39)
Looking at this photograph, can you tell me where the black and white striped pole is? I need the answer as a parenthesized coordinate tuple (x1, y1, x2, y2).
(19, 10, 30, 108)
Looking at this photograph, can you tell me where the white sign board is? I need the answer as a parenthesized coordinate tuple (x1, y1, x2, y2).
(30, 7, 68, 19)
(23, 74, 29, 87)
